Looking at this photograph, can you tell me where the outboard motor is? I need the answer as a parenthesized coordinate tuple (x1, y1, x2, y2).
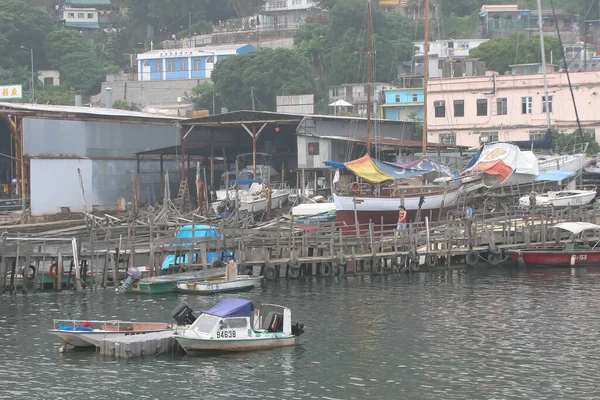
(292, 322, 305, 336)
(115, 267, 143, 294)
(172, 302, 197, 326)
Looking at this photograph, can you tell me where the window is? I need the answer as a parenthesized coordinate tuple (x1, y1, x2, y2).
(395, 94, 400, 103)
(43, 77, 53, 86)
(87, 13, 94, 18)
(439, 132, 456, 145)
(412, 93, 418, 102)
(153, 62, 162, 72)
(529, 130, 546, 141)
(308, 142, 319, 155)
(167, 60, 175, 72)
(522, 96, 532, 114)
(224, 318, 248, 329)
(179, 59, 187, 72)
(434, 100, 445, 118)
(193, 314, 217, 333)
(77, 12, 84, 18)
(480, 131, 499, 143)
(206, 56, 214, 64)
(193, 59, 201, 71)
(67, 12, 74, 18)
(476, 99, 487, 116)
(496, 98, 507, 115)
(143, 60, 150, 67)
(331, 87, 339, 97)
(542, 95, 553, 113)
(582, 128, 595, 138)
(454, 100, 464, 117)
(438, 60, 444, 69)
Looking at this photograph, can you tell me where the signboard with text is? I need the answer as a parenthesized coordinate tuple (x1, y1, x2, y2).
(0, 84, 22, 100)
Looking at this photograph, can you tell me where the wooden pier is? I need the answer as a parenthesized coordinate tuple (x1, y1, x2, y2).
(1, 200, 598, 293)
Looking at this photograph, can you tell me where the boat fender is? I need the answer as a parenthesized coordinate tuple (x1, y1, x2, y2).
(333, 264, 345, 277)
(319, 262, 333, 277)
(466, 250, 479, 267)
(570, 254, 576, 266)
(264, 265, 277, 281)
(371, 259, 383, 275)
(408, 251, 420, 271)
(288, 260, 301, 271)
(211, 259, 226, 269)
(392, 254, 407, 271)
(288, 265, 301, 279)
(350, 182, 361, 193)
(424, 254, 437, 268)
(49, 263, 59, 279)
(20, 265, 36, 281)
(336, 256, 348, 266)
(517, 253, 526, 268)
(487, 251, 502, 266)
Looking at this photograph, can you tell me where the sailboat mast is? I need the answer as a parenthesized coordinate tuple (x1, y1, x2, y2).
(422, 0, 430, 156)
(536, 0, 551, 131)
(366, 0, 372, 155)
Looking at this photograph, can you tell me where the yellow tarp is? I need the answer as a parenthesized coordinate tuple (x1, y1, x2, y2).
(345, 154, 394, 183)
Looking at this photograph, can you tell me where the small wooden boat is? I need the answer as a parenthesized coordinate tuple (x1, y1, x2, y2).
(48, 319, 171, 348)
(507, 222, 600, 268)
(174, 298, 304, 353)
(176, 261, 261, 294)
(519, 189, 596, 208)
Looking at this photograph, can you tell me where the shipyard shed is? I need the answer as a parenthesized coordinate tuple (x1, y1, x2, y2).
(0, 103, 183, 216)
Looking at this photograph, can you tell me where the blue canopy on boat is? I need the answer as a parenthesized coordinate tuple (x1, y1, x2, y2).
(161, 225, 223, 269)
(535, 170, 576, 182)
(203, 298, 254, 318)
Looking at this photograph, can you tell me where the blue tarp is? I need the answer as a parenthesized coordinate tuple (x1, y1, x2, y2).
(465, 148, 482, 170)
(161, 225, 226, 269)
(535, 170, 576, 182)
(203, 298, 254, 318)
(324, 160, 346, 169)
(325, 157, 453, 179)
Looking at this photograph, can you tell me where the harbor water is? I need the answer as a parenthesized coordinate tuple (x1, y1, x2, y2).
(2, 267, 600, 399)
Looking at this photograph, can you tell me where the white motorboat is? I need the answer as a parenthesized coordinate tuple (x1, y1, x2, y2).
(176, 261, 261, 294)
(48, 320, 171, 348)
(174, 298, 304, 353)
(519, 189, 597, 208)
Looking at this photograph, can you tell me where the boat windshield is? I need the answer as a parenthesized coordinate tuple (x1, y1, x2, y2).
(193, 314, 218, 333)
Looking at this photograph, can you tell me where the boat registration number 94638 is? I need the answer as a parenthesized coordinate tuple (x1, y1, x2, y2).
(216, 330, 236, 338)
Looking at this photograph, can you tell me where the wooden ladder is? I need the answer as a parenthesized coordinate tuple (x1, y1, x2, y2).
(175, 179, 190, 211)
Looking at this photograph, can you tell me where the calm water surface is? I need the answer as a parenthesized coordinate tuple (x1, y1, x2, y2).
(2, 267, 600, 399)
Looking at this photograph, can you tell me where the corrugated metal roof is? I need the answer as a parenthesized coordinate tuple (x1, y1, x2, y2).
(0, 102, 186, 121)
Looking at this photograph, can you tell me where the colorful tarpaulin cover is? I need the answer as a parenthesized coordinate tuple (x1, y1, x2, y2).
(535, 170, 576, 182)
(325, 155, 451, 183)
(203, 298, 254, 318)
(344, 154, 393, 183)
(464, 143, 538, 182)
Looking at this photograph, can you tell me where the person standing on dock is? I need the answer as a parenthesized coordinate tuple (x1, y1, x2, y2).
(396, 205, 407, 237)
(465, 203, 475, 248)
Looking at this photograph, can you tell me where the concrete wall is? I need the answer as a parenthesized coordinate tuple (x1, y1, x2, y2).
(297, 136, 331, 168)
(306, 118, 415, 141)
(100, 79, 203, 107)
(31, 159, 93, 215)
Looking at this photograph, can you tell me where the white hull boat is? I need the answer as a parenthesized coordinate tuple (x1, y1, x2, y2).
(519, 189, 597, 208)
(212, 186, 290, 215)
(176, 263, 262, 294)
(48, 320, 171, 348)
(174, 298, 303, 353)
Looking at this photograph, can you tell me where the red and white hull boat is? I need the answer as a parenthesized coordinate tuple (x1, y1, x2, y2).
(333, 185, 462, 233)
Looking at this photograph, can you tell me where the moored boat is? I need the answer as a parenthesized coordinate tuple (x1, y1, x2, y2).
(174, 298, 304, 353)
(48, 320, 171, 348)
(506, 222, 600, 268)
(519, 189, 597, 208)
(176, 261, 261, 294)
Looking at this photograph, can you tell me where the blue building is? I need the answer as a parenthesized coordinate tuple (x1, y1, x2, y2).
(137, 44, 256, 81)
(380, 88, 424, 122)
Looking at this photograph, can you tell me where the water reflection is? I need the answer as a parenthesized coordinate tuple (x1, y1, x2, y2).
(2, 268, 600, 399)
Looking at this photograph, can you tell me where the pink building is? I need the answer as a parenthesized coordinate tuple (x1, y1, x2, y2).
(426, 70, 600, 148)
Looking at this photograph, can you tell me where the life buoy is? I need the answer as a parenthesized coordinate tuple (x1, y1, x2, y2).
(49, 263, 59, 279)
(425, 253, 438, 268)
(466, 250, 479, 267)
(333, 264, 345, 277)
(264, 265, 277, 281)
(487, 251, 502, 266)
(350, 182, 361, 193)
(319, 262, 333, 277)
(371, 259, 383, 275)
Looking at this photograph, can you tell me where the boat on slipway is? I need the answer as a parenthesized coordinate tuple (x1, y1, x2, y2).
(519, 189, 597, 208)
(507, 222, 600, 268)
(173, 298, 304, 353)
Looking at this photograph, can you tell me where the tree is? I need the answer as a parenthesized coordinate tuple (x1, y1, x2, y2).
(46, 30, 119, 94)
(469, 33, 561, 75)
(212, 48, 315, 111)
(0, 0, 55, 70)
(36, 85, 77, 105)
(113, 99, 140, 111)
(185, 81, 220, 112)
